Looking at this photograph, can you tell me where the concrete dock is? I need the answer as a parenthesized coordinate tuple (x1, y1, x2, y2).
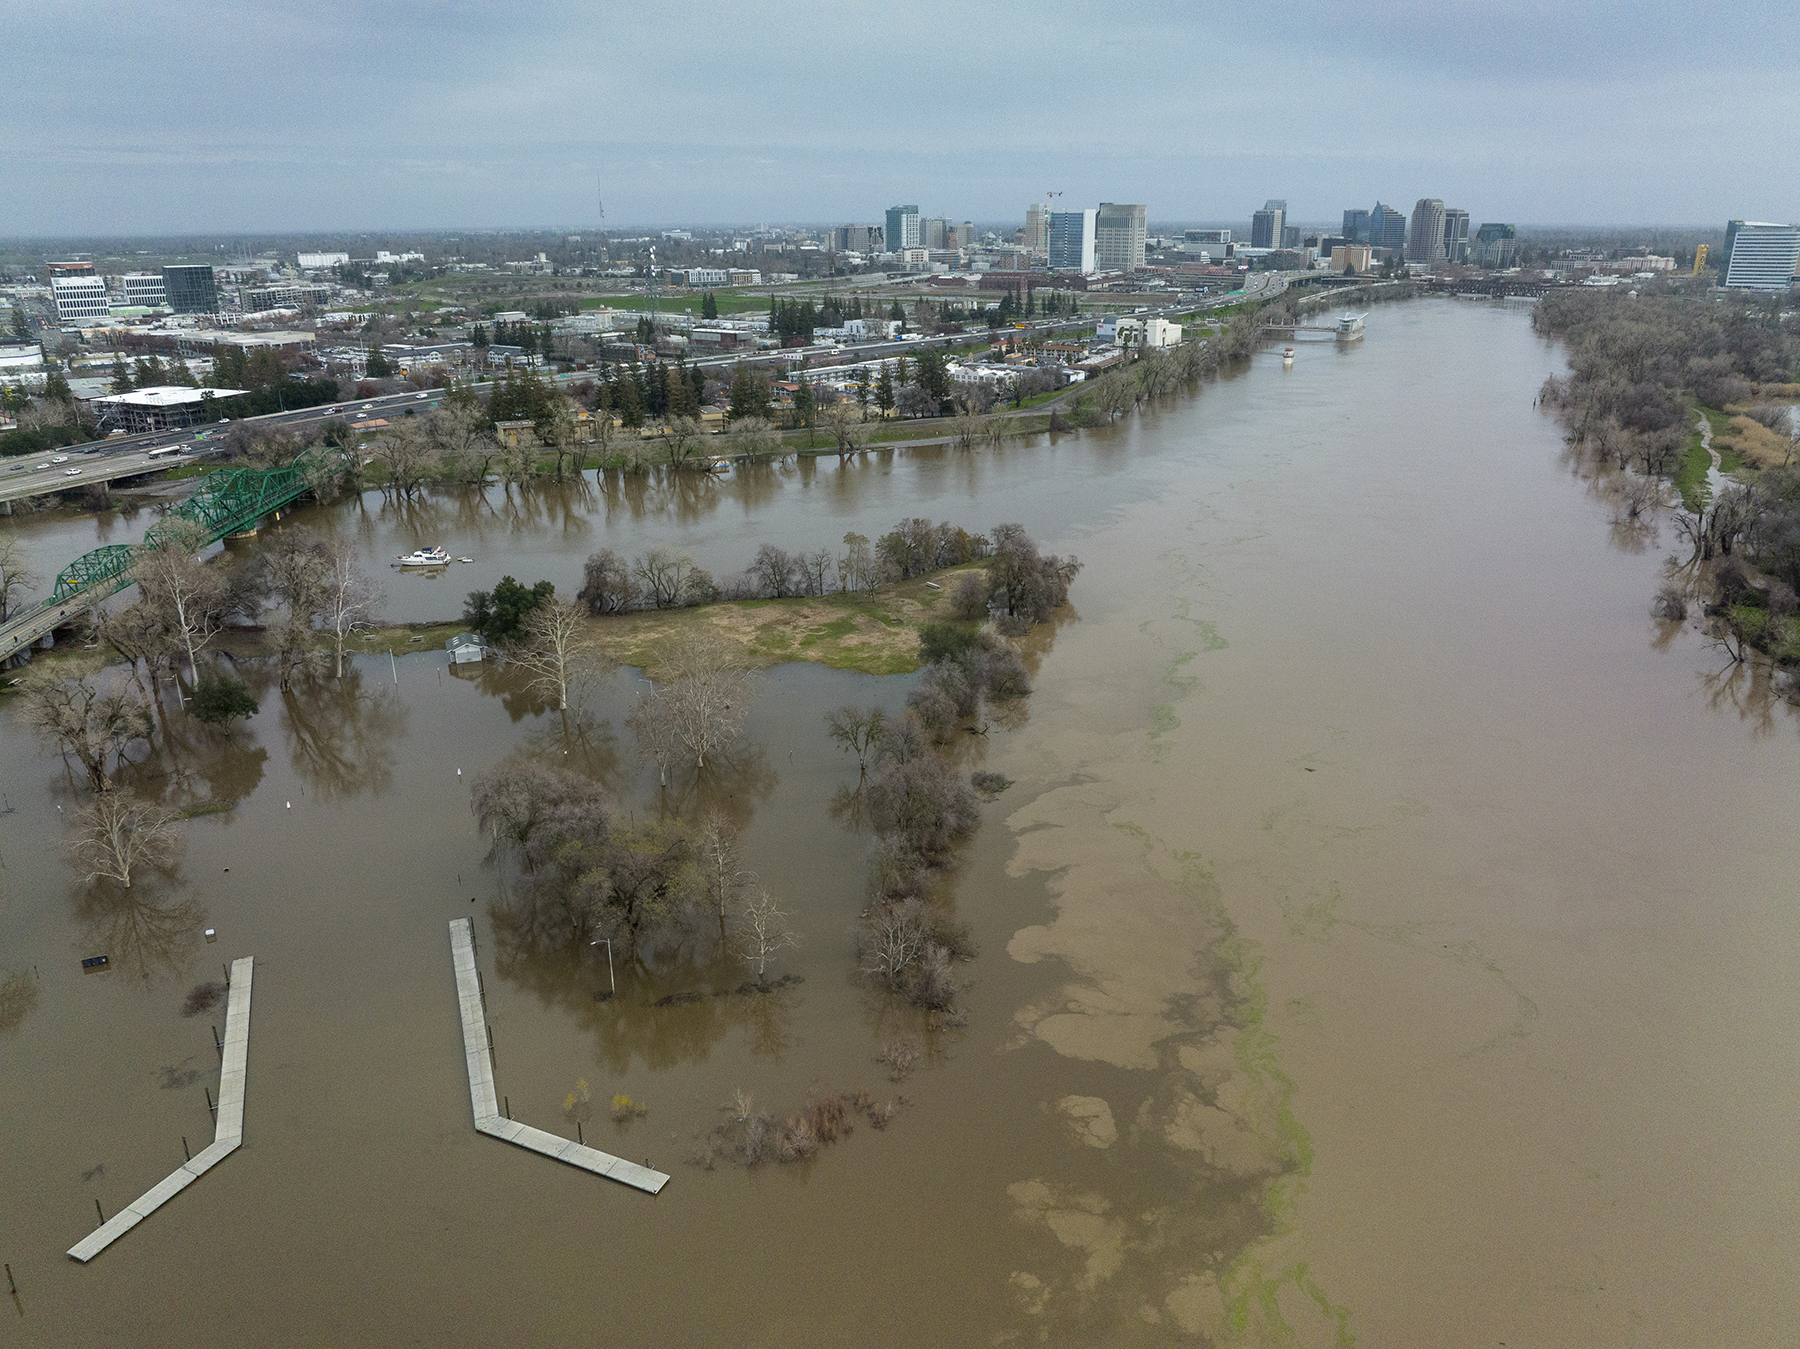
(448, 919, 666, 1194)
(69, 957, 254, 1262)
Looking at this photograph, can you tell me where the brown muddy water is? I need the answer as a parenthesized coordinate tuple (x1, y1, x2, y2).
(3, 299, 1798, 1346)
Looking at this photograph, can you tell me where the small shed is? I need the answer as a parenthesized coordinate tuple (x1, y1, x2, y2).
(446, 632, 487, 664)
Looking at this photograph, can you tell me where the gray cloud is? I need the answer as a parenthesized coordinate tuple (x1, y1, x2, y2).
(2, 0, 1795, 235)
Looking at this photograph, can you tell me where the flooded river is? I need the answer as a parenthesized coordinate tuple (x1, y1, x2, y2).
(3, 299, 1797, 1345)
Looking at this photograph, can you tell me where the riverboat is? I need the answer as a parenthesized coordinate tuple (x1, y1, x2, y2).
(1336, 313, 1366, 342)
(397, 545, 451, 567)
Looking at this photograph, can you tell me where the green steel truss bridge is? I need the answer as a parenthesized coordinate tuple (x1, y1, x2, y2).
(1, 443, 355, 665)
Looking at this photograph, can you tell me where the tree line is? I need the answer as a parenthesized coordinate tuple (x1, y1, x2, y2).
(1534, 289, 1800, 671)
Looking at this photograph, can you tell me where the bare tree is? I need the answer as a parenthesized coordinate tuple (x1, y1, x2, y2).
(321, 549, 383, 677)
(131, 536, 229, 683)
(88, 601, 176, 705)
(370, 420, 440, 497)
(632, 548, 715, 609)
(823, 400, 871, 459)
(627, 686, 682, 787)
(839, 532, 875, 592)
(726, 416, 780, 461)
(0, 536, 39, 623)
(802, 548, 834, 596)
(949, 405, 982, 451)
(664, 416, 707, 470)
(591, 409, 618, 466)
(509, 597, 607, 711)
(578, 547, 635, 614)
(661, 631, 756, 770)
(735, 884, 799, 988)
(540, 395, 581, 480)
(429, 403, 500, 484)
(67, 793, 179, 888)
(695, 811, 751, 942)
(825, 705, 889, 774)
(27, 672, 154, 791)
(256, 529, 331, 690)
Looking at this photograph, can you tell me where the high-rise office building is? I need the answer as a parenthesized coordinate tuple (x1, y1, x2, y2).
(162, 264, 218, 314)
(921, 216, 949, 250)
(1024, 202, 1050, 252)
(1406, 199, 1446, 262)
(1442, 209, 1470, 263)
(1369, 203, 1407, 252)
(1251, 199, 1286, 249)
(1474, 222, 1518, 266)
(1342, 208, 1371, 243)
(835, 224, 880, 253)
(1721, 221, 1800, 291)
(884, 205, 920, 253)
(1094, 203, 1147, 271)
(1048, 209, 1098, 273)
(1280, 224, 1301, 250)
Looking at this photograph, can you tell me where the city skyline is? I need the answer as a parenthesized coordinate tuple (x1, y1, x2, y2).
(3, 0, 1796, 235)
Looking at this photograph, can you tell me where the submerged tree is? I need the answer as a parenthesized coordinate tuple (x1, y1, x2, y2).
(66, 793, 180, 888)
(27, 672, 154, 792)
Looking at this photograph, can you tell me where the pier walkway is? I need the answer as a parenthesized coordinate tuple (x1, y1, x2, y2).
(69, 957, 253, 1262)
(449, 919, 666, 1194)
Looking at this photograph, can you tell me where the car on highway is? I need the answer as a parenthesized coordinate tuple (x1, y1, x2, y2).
(35, 462, 50, 469)
(416, 392, 429, 399)
(51, 455, 69, 463)
(360, 403, 374, 410)
(64, 467, 81, 476)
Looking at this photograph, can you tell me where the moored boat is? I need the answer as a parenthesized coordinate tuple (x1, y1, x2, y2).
(397, 545, 451, 567)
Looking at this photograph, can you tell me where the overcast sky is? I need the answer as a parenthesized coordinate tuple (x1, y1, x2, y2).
(5, 0, 1796, 237)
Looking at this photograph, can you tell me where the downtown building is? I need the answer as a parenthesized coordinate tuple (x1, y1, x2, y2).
(885, 205, 921, 252)
(1368, 203, 1407, 253)
(117, 273, 167, 308)
(1442, 209, 1470, 263)
(1048, 209, 1098, 273)
(1721, 221, 1800, 291)
(50, 274, 110, 323)
(1095, 203, 1147, 271)
(162, 265, 219, 314)
(1251, 199, 1286, 249)
(1406, 199, 1446, 262)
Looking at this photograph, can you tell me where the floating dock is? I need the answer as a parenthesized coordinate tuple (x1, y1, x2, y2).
(448, 919, 666, 1194)
(69, 957, 254, 1262)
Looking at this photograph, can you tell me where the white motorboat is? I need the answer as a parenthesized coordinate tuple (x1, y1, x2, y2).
(397, 545, 451, 567)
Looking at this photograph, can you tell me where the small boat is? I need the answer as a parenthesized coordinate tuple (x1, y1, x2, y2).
(458, 557, 474, 564)
(397, 546, 450, 567)
(1282, 346, 1295, 364)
